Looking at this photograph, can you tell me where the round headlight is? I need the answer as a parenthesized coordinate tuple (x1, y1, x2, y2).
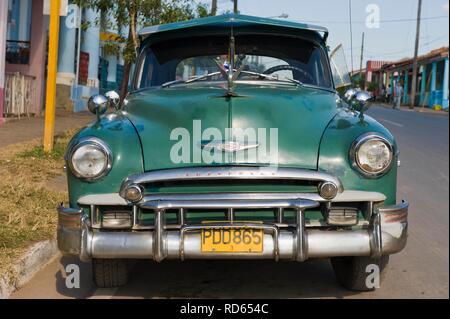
(351, 133, 394, 177)
(67, 138, 112, 180)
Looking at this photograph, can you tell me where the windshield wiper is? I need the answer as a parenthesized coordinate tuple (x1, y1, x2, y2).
(238, 70, 302, 86)
(161, 69, 302, 88)
(161, 71, 222, 88)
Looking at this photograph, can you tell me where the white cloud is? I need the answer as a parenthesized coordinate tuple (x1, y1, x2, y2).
(443, 1, 449, 14)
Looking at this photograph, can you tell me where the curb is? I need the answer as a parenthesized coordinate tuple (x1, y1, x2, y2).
(375, 103, 449, 116)
(0, 240, 58, 299)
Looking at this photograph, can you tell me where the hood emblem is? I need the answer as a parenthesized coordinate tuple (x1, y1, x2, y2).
(201, 141, 259, 153)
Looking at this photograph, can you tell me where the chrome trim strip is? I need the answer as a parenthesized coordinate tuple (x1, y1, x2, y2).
(142, 192, 324, 202)
(143, 190, 386, 203)
(78, 190, 386, 206)
(130, 219, 370, 230)
(140, 198, 319, 210)
(121, 166, 344, 193)
(141, 191, 386, 203)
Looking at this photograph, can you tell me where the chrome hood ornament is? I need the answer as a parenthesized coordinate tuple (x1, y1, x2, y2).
(201, 141, 260, 153)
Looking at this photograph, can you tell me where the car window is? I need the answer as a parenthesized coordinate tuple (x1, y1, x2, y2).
(136, 34, 332, 89)
(175, 55, 294, 83)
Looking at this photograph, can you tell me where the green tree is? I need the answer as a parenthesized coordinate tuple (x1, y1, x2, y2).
(76, 0, 210, 99)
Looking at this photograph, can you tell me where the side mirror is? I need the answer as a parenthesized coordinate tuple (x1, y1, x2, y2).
(87, 94, 108, 115)
(105, 90, 121, 110)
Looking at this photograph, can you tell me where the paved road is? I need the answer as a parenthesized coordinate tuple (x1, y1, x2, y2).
(0, 109, 93, 148)
(11, 105, 449, 299)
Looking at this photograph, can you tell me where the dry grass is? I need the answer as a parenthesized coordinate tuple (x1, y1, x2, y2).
(0, 130, 77, 275)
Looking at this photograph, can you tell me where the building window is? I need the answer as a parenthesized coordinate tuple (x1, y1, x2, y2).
(6, 0, 32, 65)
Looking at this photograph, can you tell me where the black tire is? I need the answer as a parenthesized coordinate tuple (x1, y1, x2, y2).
(330, 255, 390, 291)
(92, 259, 129, 288)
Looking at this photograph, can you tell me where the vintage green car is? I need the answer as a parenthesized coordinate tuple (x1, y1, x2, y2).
(57, 14, 408, 291)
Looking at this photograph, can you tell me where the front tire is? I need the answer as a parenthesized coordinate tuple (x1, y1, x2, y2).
(92, 259, 129, 288)
(331, 255, 390, 291)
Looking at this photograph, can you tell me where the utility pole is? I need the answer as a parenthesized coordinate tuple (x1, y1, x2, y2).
(211, 0, 217, 15)
(349, 0, 354, 76)
(0, 0, 7, 124)
(74, 6, 82, 112)
(410, 0, 422, 109)
(43, 0, 61, 152)
(233, 0, 238, 14)
(359, 32, 365, 89)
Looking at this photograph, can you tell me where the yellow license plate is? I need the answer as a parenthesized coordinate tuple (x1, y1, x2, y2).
(201, 227, 264, 253)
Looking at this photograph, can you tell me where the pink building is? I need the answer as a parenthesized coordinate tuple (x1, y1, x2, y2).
(365, 60, 387, 84)
(0, 0, 47, 122)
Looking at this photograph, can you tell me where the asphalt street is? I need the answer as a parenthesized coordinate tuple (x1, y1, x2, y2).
(11, 105, 449, 299)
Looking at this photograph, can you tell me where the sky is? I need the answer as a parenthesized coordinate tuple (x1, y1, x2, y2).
(201, 0, 449, 70)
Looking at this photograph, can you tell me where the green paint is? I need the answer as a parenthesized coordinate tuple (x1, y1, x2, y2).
(125, 83, 339, 171)
(318, 108, 398, 205)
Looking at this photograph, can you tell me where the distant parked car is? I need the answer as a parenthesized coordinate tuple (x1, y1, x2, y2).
(57, 14, 408, 291)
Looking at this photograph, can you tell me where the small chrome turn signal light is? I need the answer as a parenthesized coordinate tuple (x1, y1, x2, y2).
(319, 182, 338, 200)
(124, 184, 143, 202)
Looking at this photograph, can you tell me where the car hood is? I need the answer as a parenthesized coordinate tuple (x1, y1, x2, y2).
(124, 83, 339, 171)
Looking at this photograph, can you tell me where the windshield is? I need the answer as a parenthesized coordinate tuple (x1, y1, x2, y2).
(135, 34, 333, 89)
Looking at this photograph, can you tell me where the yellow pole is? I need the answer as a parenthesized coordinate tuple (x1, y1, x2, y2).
(43, 0, 61, 152)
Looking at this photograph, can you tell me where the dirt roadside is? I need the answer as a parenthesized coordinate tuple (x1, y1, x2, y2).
(0, 111, 93, 298)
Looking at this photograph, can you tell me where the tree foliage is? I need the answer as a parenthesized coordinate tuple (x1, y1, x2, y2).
(75, 0, 210, 63)
(72, 0, 211, 97)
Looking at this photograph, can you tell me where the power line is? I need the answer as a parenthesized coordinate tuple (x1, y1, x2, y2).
(365, 34, 448, 58)
(344, 33, 448, 56)
(295, 15, 448, 25)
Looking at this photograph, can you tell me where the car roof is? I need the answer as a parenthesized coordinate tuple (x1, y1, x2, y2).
(139, 13, 329, 41)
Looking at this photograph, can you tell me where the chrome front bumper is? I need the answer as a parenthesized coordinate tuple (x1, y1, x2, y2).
(57, 199, 408, 262)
